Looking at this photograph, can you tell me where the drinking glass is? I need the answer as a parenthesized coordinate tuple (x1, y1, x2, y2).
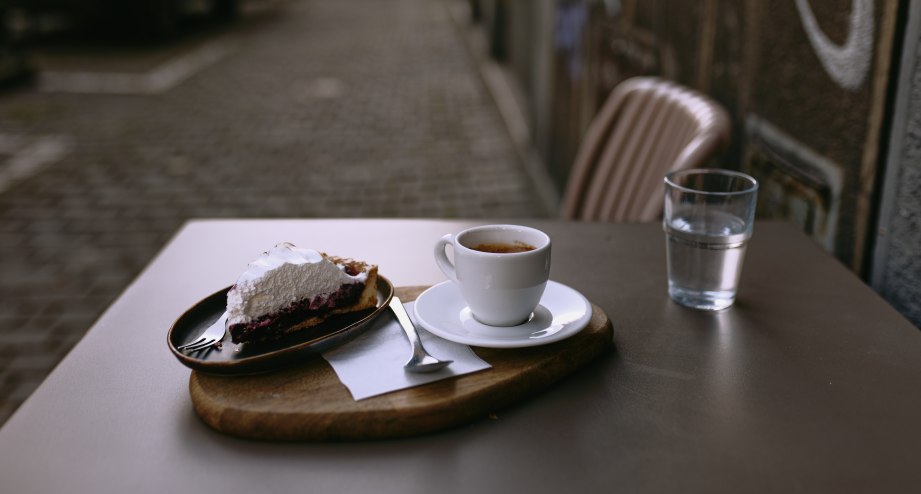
(663, 169, 758, 310)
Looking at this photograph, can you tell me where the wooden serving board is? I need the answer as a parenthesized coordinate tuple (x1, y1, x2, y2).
(189, 286, 613, 441)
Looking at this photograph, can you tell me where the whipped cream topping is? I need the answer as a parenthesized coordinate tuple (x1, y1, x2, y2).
(226, 242, 368, 325)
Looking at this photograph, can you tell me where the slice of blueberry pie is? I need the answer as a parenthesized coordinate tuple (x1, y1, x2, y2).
(225, 242, 379, 344)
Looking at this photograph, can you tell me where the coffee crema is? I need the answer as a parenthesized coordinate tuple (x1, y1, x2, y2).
(472, 242, 536, 254)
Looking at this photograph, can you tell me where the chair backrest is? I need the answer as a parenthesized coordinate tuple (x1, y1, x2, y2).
(560, 77, 731, 222)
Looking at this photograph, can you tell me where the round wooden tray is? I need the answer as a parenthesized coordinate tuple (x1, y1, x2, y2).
(189, 286, 614, 441)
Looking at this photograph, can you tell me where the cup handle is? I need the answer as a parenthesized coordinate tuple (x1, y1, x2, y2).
(434, 234, 457, 282)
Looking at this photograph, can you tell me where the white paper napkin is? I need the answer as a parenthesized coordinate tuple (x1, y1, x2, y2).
(322, 301, 491, 400)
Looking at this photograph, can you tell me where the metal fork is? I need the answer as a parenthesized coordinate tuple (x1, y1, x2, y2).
(177, 312, 228, 353)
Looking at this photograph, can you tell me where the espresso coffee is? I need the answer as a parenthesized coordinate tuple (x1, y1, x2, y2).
(436, 224, 551, 325)
(472, 242, 536, 254)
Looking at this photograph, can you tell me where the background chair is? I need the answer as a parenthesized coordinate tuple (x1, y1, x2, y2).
(560, 77, 731, 222)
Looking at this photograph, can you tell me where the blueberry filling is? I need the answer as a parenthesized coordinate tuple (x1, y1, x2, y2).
(229, 282, 366, 344)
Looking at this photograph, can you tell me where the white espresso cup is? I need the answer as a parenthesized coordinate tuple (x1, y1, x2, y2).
(434, 224, 551, 327)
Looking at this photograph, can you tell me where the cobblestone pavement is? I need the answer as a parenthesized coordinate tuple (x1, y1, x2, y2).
(0, 0, 546, 425)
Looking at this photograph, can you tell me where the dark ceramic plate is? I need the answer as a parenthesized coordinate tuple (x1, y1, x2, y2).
(167, 276, 394, 375)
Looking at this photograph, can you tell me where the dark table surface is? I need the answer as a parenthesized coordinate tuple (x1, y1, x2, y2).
(1, 219, 919, 493)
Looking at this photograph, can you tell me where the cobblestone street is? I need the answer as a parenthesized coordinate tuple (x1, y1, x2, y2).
(0, 0, 546, 425)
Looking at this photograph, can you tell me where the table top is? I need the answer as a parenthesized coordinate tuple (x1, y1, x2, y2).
(2, 219, 920, 493)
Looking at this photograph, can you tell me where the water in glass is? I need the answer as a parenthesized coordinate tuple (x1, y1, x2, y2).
(665, 210, 750, 310)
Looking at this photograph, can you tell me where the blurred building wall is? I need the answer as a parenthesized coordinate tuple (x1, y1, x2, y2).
(871, 0, 921, 329)
(480, 0, 921, 327)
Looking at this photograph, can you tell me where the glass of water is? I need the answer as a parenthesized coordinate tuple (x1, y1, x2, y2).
(663, 169, 758, 310)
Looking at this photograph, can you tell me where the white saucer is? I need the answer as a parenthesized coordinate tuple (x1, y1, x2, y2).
(413, 280, 593, 348)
